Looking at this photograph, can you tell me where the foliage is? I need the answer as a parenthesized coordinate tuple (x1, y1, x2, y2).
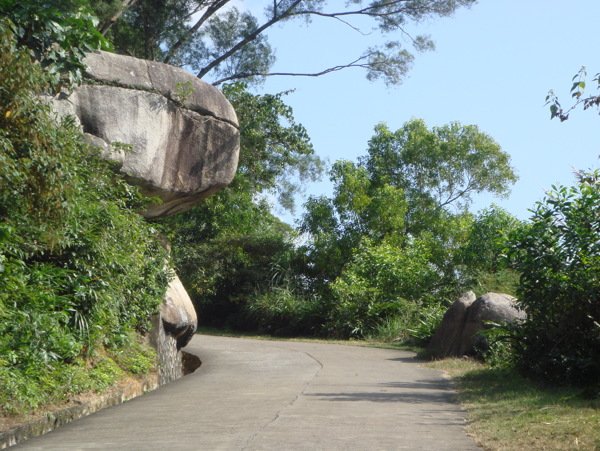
(546, 66, 600, 121)
(0, 22, 168, 414)
(459, 205, 525, 296)
(459, 205, 523, 273)
(243, 286, 324, 337)
(367, 314, 414, 342)
(326, 239, 437, 338)
(406, 302, 448, 345)
(0, 0, 111, 89)
(101, 0, 476, 86)
(466, 269, 520, 298)
(365, 120, 517, 232)
(507, 169, 600, 385)
(159, 188, 298, 329)
(299, 119, 517, 331)
(221, 82, 323, 211)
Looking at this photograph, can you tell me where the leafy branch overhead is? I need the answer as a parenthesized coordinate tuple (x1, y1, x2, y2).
(100, 0, 476, 86)
(546, 67, 600, 121)
(0, 0, 112, 90)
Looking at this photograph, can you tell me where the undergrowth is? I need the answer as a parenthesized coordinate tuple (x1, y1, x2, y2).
(0, 20, 168, 416)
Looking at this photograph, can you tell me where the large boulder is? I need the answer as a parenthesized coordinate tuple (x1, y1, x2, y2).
(427, 291, 477, 358)
(148, 275, 199, 385)
(428, 292, 525, 358)
(50, 50, 240, 219)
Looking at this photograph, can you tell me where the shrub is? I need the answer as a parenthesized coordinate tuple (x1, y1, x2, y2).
(327, 239, 438, 338)
(0, 20, 168, 414)
(407, 302, 448, 346)
(507, 170, 600, 384)
(243, 287, 324, 337)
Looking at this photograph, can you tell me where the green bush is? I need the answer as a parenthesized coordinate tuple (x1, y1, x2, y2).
(0, 21, 168, 415)
(367, 310, 418, 342)
(327, 239, 438, 338)
(159, 188, 300, 329)
(467, 268, 521, 298)
(407, 302, 448, 346)
(243, 287, 323, 337)
(507, 171, 600, 384)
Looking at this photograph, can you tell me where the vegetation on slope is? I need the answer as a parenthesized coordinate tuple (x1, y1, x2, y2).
(0, 20, 169, 416)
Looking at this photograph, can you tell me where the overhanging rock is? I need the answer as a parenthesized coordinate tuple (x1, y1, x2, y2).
(51, 50, 240, 219)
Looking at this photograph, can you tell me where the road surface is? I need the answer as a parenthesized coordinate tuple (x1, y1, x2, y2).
(15, 335, 480, 450)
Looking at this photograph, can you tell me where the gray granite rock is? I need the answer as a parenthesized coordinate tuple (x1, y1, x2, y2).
(50, 50, 240, 218)
(428, 292, 525, 358)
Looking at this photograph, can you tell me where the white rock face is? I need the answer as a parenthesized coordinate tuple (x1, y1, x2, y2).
(51, 50, 240, 218)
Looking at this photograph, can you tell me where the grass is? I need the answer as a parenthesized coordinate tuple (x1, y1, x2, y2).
(425, 358, 600, 450)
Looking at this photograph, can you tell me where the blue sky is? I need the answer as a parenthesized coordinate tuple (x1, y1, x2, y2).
(236, 0, 600, 224)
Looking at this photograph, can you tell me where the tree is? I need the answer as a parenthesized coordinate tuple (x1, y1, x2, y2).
(221, 82, 323, 211)
(302, 119, 517, 282)
(458, 205, 524, 296)
(365, 120, 517, 234)
(507, 170, 600, 385)
(0, 0, 111, 88)
(160, 188, 297, 328)
(298, 119, 517, 337)
(546, 67, 600, 121)
(100, 0, 476, 86)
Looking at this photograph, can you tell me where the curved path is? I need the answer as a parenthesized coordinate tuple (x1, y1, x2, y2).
(15, 335, 480, 450)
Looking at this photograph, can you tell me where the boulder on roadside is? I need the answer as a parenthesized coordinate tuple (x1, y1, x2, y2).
(160, 274, 198, 350)
(427, 292, 525, 358)
(427, 291, 477, 358)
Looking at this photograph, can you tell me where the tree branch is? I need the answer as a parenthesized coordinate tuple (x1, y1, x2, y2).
(196, 0, 304, 79)
(192, 0, 465, 81)
(98, 0, 139, 35)
(163, 0, 231, 64)
(211, 55, 373, 85)
(438, 177, 475, 210)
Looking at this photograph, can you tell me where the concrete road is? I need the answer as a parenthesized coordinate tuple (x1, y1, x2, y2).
(15, 335, 480, 450)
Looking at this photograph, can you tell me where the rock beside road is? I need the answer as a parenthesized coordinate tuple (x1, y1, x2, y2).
(428, 292, 525, 358)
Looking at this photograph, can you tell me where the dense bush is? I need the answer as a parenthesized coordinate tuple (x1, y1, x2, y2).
(327, 239, 438, 338)
(507, 170, 600, 384)
(159, 188, 299, 330)
(0, 0, 111, 88)
(0, 21, 169, 414)
(243, 287, 324, 337)
(458, 205, 524, 297)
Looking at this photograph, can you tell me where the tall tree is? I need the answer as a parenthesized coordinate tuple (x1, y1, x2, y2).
(101, 0, 476, 86)
(299, 119, 517, 325)
(364, 120, 517, 237)
(158, 82, 322, 326)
